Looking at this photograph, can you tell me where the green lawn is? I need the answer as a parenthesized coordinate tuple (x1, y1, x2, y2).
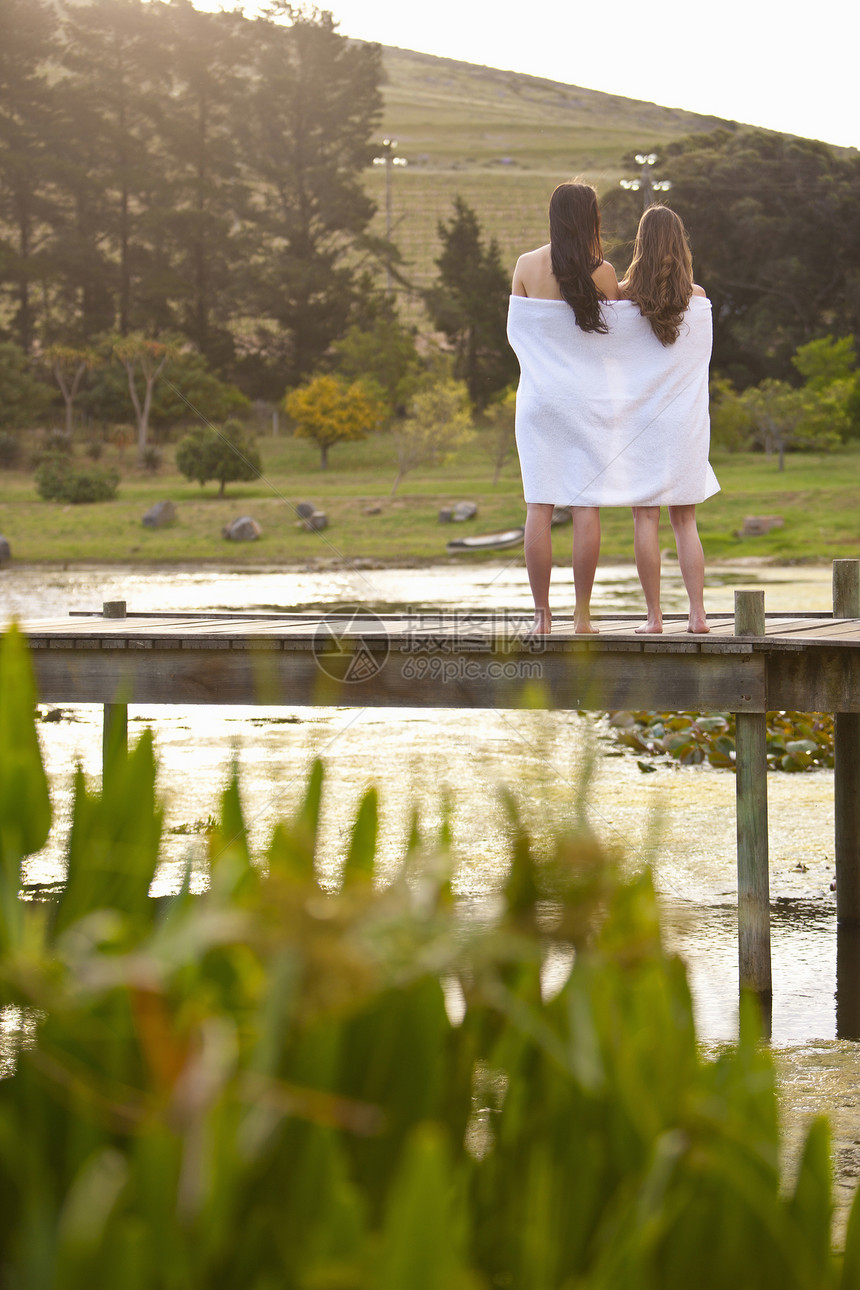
(1, 432, 858, 567)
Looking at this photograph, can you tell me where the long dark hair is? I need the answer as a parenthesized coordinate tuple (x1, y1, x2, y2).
(622, 204, 694, 345)
(549, 182, 608, 334)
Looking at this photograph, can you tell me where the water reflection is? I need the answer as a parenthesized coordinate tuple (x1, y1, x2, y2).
(3, 560, 859, 1236)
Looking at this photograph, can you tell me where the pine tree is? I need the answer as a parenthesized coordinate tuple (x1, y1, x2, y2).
(238, 6, 383, 390)
(424, 197, 518, 409)
(0, 0, 60, 351)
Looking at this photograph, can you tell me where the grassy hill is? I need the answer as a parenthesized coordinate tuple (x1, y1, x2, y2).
(362, 45, 732, 310)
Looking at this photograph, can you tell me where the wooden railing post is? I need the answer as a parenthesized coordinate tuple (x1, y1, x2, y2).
(102, 600, 128, 779)
(734, 589, 771, 998)
(834, 559, 860, 923)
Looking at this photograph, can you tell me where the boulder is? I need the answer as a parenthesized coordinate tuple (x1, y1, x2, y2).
(303, 510, 328, 532)
(0, 535, 10, 564)
(738, 515, 784, 537)
(294, 501, 317, 519)
(451, 501, 478, 522)
(363, 504, 383, 516)
(438, 507, 453, 523)
(551, 505, 572, 526)
(142, 500, 176, 528)
(223, 516, 262, 541)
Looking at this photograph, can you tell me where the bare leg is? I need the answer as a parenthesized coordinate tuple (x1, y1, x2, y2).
(633, 506, 663, 633)
(669, 504, 709, 633)
(572, 506, 600, 634)
(524, 503, 554, 634)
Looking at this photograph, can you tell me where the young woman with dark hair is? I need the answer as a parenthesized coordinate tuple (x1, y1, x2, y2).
(511, 182, 620, 635)
(620, 205, 709, 634)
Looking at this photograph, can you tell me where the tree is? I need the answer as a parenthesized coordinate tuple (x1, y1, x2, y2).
(175, 418, 261, 496)
(238, 6, 383, 388)
(424, 197, 518, 409)
(330, 312, 423, 420)
(708, 377, 754, 452)
(285, 374, 385, 470)
(646, 129, 860, 386)
(112, 334, 178, 457)
(0, 0, 60, 352)
(43, 344, 99, 435)
(56, 0, 164, 338)
(792, 334, 860, 439)
(738, 378, 840, 470)
(144, 0, 247, 366)
(0, 340, 52, 428)
(391, 379, 474, 496)
(480, 387, 517, 484)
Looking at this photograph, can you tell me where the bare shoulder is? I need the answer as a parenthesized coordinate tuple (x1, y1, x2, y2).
(593, 260, 620, 301)
(691, 283, 706, 297)
(512, 244, 557, 299)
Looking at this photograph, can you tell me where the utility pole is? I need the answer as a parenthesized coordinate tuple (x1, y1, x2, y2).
(372, 138, 407, 295)
(620, 153, 671, 211)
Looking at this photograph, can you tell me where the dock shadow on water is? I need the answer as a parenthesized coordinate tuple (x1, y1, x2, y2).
(8, 560, 860, 1245)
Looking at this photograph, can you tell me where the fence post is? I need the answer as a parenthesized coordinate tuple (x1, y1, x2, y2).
(734, 589, 771, 998)
(834, 560, 860, 923)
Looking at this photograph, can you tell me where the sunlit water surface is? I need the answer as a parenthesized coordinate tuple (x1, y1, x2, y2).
(3, 559, 859, 1237)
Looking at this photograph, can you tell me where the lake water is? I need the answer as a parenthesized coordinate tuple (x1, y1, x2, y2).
(3, 557, 860, 1234)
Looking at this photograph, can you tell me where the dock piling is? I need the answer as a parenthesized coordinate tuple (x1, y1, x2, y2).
(834, 560, 860, 923)
(102, 600, 128, 779)
(734, 589, 772, 997)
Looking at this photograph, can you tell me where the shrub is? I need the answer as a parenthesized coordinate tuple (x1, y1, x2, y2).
(0, 431, 21, 469)
(139, 444, 162, 473)
(35, 455, 119, 503)
(175, 418, 261, 495)
(29, 428, 74, 469)
(0, 623, 858, 1288)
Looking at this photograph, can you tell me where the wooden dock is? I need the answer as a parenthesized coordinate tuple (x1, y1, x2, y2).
(16, 560, 860, 1002)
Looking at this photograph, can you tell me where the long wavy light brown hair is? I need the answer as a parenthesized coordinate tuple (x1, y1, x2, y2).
(622, 204, 695, 345)
(549, 182, 608, 334)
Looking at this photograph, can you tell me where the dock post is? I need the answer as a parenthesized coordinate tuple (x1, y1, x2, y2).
(833, 559, 860, 923)
(734, 590, 772, 998)
(102, 600, 128, 779)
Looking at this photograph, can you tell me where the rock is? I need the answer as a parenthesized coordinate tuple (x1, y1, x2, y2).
(294, 501, 317, 519)
(303, 510, 328, 532)
(142, 500, 176, 528)
(223, 516, 262, 541)
(738, 515, 784, 537)
(363, 504, 383, 516)
(0, 535, 10, 564)
(451, 501, 478, 522)
(551, 505, 572, 526)
(438, 507, 453, 523)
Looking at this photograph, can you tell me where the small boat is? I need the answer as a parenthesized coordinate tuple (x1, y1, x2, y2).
(446, 527, 525, 553)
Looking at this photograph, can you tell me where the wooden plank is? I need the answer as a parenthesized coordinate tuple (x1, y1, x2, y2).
(767, 648, 860, 712)
(28, 640, 768, 711)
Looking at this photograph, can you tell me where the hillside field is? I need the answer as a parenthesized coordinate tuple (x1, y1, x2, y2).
(362, 46, 730, 313)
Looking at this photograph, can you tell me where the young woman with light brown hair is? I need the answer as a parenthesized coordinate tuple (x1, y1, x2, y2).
(620, 205, 710, 634)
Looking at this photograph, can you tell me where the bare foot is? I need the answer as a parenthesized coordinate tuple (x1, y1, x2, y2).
(528, 608, 551, 637)
(635, 615, 663, 635)
(687, 613, 709, 634)
(573, 615, 599, 635)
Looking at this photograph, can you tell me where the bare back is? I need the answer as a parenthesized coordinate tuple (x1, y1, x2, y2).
(512, 243, 620, 301)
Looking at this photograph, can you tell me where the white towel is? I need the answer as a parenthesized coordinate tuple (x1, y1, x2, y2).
(507, 295, 719, 507)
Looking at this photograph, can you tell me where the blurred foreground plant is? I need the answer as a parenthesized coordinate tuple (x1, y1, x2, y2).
(1, 625, 858, 1288)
